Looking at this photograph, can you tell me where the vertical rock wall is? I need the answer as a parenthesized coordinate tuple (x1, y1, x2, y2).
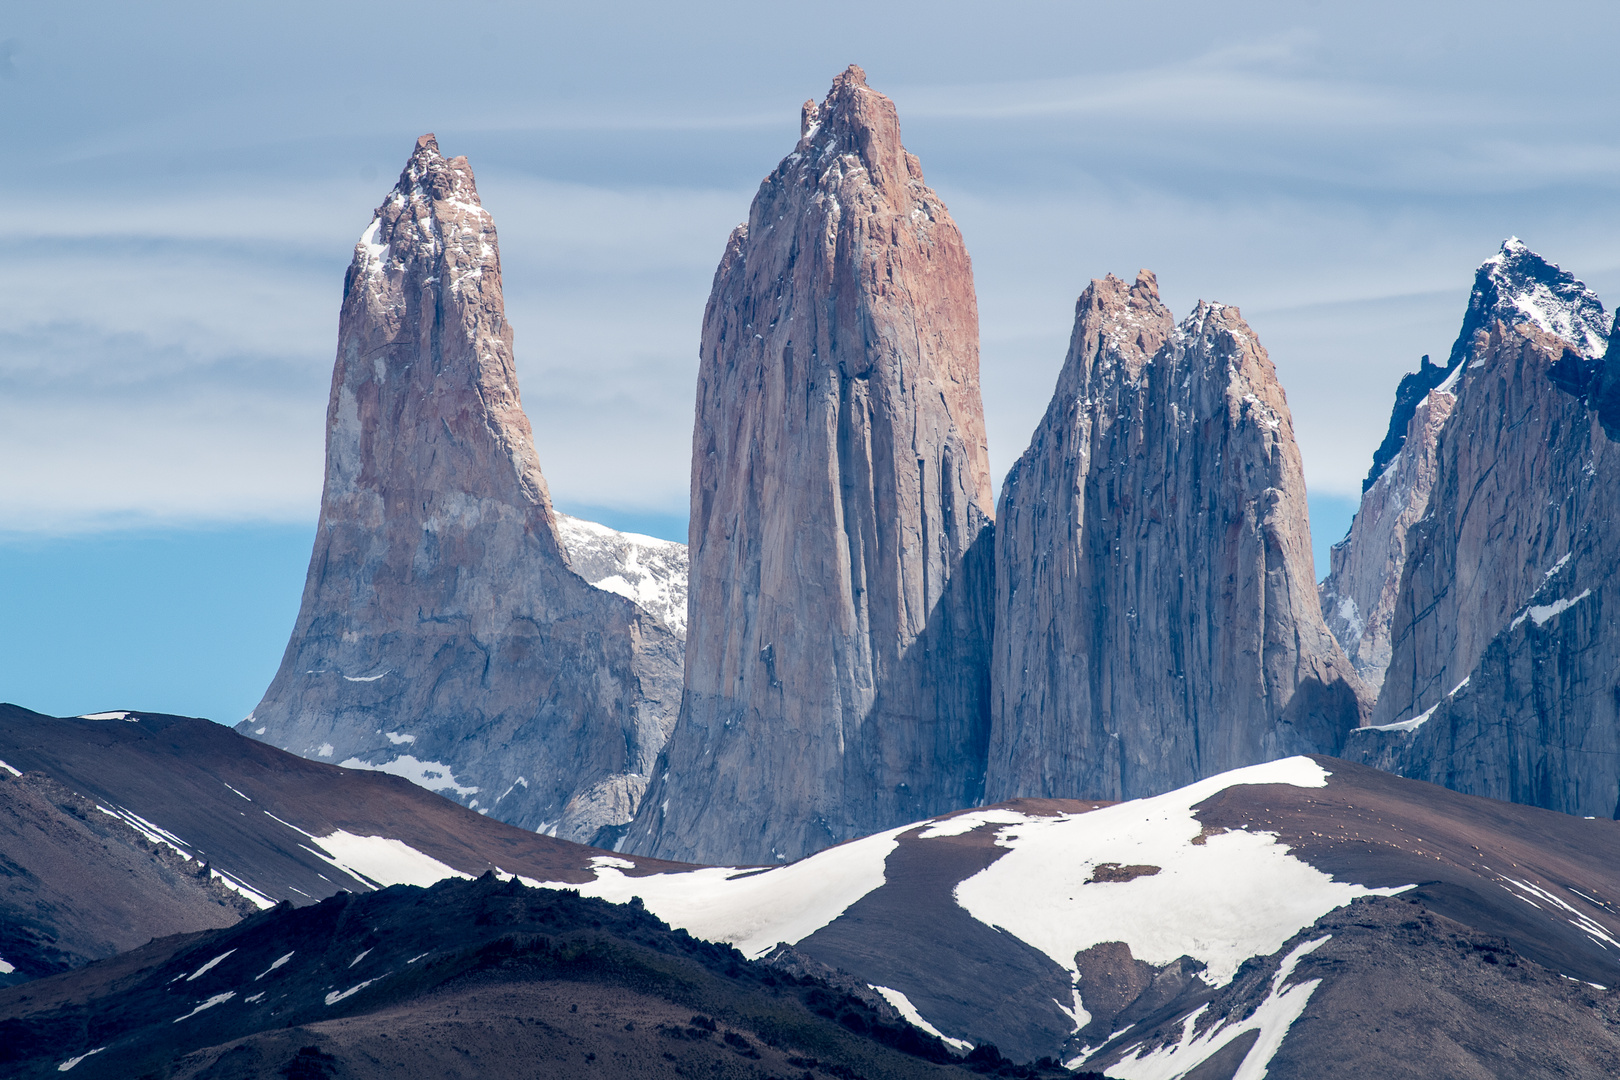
(1371, 242, 1610, 728)
(986, 271, 1366, 802)
(624, 67, 995, 864)
(243, 136, 682, 847)
(1350, 319, 1620, 815)
(1318, 384, 1455, 690)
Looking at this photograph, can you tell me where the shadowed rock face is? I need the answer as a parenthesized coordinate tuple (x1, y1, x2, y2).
(986, 271, 1366, 802)
(1351, 321, 1620, 817)
(1370, 243, 1610, 732)
(241, 135, 682, 846)
(1326, 240, 1610, 707)
(624, 66, 995, 865)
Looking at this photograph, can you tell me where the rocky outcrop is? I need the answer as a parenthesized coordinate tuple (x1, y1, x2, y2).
(554, 514, 688, 640)
(624, 67, 996, 864)
(1348, 245, 1619, 816)
(985, 271, 1366, 803)
(241, 135, 682, 848)
(1369, 241, 1610, 730)
(1318, 382, 1455, 688)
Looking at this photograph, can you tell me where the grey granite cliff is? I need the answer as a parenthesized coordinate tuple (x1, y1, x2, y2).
(624, 67, 996, 864)
(241, 136, 682, 848)
(986, 271, 1366, 802)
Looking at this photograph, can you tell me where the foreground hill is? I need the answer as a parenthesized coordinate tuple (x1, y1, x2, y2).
(0, 876, 1057, 1080)
(0, 704, 690, 983)
(7, 705, 1620, 1075)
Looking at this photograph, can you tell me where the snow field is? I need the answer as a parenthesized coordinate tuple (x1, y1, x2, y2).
(951, 758, 1409, 985)
(525, 827, 908, 959)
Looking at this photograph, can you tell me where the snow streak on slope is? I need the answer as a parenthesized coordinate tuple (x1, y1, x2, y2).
(952, 758, 1409, 984)
(1102, 935, 1332, 1080)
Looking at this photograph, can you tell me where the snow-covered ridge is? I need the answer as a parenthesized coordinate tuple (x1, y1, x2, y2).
(1470, 237, 1611, 360)
(554, 513, 688, 638)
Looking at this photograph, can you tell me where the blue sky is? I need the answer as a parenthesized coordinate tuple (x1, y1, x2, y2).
(3, 1, 1618, 722)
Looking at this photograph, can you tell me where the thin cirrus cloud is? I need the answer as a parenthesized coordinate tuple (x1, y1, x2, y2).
(4, 3, 1619, 538)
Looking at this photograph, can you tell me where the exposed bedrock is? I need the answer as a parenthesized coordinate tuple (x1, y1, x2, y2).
(1350, 247, 1620, 816)
(241, 135, 682, 847)
(624, 66, 996, 864)
(986, 270, 1366, 803)
(1370, 242, 1611, 732)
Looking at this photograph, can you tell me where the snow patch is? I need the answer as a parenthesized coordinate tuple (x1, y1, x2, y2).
(1103, 935, 1332, 1079)
(384, 731, 416, 745)
(524, 822, 911, 959)
(1367, 703, 1438, 733)
(186, 949, 235, 981)
(1510, 589, 1591, 630)
(0, 759, 21, 777)
(316, 743, 334, 757)
(0, 954, 14, 975)
(173, 991, 235, 1022)
(326, 978, 379, 1005)
(254, 952, 294, 980)
(916, 808, 1029, 839)
(872, 985, 973, 1050)
(211, 868, 276, 910)
(56, 1048, 104, 1071)
(337, 754, 479, 796)
(950, 758, 1408, 987)
(343, 670, 391, 683)
(78, 711, 133, 721)
(306, 830, 472, 889)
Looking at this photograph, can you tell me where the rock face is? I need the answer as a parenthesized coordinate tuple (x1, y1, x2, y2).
(242, 136, 682, 848)
(1348, 243, 1620, 817)
(1318, 381, 1455, 689)
(985, 271, 1366, 802)
(624, 67, 996, 864)
(1369, 240, 1611, 730)
(553, 514, 688, 640)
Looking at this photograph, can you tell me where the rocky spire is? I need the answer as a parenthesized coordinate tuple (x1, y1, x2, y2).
(242, 135, 682, 847)
(623, 67, 996, 864)
(1324, 241, 1612, 700)
(1366, 241, 1609, 729)
(986, 271, 1367, 802)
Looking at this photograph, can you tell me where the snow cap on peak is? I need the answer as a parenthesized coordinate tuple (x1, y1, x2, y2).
(1450, 238, 1611, 364)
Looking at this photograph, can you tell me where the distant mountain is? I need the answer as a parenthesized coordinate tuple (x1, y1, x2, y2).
(554, 513, 688, 640)
(987, 271, 1366, 804)
(10, 706, 1620, 1076)
(1345, 242, 1620, 818)
(626, 66, 997, 865)
(1321, 239, 1611, 695)
(241, 134, 682, 848)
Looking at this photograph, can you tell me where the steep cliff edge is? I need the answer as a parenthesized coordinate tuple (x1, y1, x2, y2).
(242, 135, 682, 848)
(1323, 240, 1610, 704)
(986, 271, 1365, 802)
(1349, 248, 1620, 816)
(1369, 241, 1610, 729)
(624, 67, 996, 864)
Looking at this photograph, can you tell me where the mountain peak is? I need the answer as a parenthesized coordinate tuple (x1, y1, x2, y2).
(1451, 237, 1610, 366)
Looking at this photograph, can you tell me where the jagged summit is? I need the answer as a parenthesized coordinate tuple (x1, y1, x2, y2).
(1448, 237, 1610, 367)
(988, 270, 1366, 803)
(624, 68, 995, 865)
(1361, 240, 1609, 493)
(243, 135, 682, 848)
